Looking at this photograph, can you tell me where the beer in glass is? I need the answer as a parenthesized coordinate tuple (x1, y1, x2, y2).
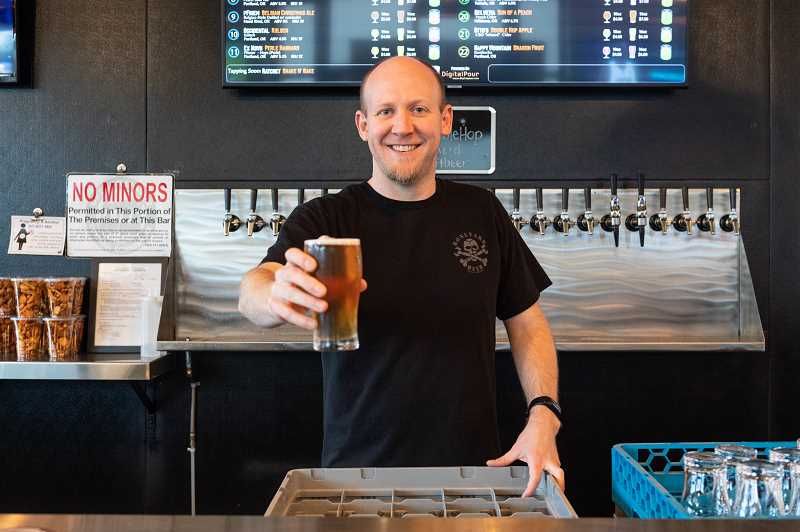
(304, 237, 362, 351)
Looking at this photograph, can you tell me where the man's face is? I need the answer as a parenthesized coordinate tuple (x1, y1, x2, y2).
(355, 58, 453, 187)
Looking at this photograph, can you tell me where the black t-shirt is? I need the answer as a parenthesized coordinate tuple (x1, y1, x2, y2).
(263, 179, 552, 467)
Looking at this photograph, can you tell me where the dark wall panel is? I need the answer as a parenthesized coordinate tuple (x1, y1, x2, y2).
(0, 0, 148, 514)
(147, 0, 769, 182)
(770, 0, 800, 440)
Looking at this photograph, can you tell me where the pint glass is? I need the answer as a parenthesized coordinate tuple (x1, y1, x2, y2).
(304, 237, 362, 351)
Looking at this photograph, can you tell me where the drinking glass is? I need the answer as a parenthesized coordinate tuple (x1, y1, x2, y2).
(715, 444, 757, 509)
(731, 459, 784, 518)
(304, 237, 362, 351)
(768, 447, 800, 511)
(682, 451, 727, 516)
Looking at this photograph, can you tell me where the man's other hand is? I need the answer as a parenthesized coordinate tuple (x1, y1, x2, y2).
(485, 409, 564, 497)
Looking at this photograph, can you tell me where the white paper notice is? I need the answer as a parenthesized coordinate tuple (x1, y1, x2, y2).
(7, 216, 67, 256)
(66, 174, 173, 257)
(94, 263, 162, 347)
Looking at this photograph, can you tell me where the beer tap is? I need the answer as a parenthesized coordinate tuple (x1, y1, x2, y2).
(696, 187, 716, 235)
(576, 187, 595, 235)
(600, 174, 621, 247)
(269, 188, 286, 236)
(719, 187, 740, 234)
(222, 187, 241, 236)
(672, 186, 693, 234)
(532, 187, 550, 235)
(552, 187, 573, 236)
(649, 187, 671, 235)
(321, 188, 328, 196)
(297, 188, 306, 206)
(246, 189, 266, 237)
(624, 173, 647, 247)
(510, 188, 528, 232)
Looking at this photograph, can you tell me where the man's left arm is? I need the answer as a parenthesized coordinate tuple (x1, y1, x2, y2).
(486, 301, 564, 496)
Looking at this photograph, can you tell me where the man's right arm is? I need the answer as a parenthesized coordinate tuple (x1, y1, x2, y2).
(238, 249, 329, 330)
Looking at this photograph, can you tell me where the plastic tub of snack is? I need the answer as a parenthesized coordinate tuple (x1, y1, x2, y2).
(71, 277, 88, 315)
(1, 316, 16, 361)
(0, 278, 15, 316)
(12, 278, 48, 317)
(44, 278, 77, 317)
(11, 316, 48, 361)
(72, 314, 86, 354)
(44, 316, 80, 361)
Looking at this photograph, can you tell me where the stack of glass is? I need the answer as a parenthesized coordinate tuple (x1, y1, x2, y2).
(682, 441, 800, 518)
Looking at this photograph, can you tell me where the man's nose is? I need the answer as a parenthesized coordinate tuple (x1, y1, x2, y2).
(390, 110, 414, 134)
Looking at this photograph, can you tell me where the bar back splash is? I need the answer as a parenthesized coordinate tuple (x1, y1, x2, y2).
(170, 187, 763, 351)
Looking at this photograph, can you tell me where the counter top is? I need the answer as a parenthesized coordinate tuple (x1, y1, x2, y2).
(0, 514, 796, 531)
(0, 352, 174, 380)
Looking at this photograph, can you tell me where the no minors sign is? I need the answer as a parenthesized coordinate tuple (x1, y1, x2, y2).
(66, 173, 174, 257)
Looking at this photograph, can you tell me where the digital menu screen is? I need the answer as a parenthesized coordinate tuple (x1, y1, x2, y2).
(0, 0, 16, 82)
(222, 0, 688, 87)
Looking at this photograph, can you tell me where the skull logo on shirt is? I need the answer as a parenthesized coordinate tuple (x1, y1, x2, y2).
(452, 232, 488, 273)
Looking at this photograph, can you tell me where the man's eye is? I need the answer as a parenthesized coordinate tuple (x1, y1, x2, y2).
(413, 106, 429, 114)
(377, 109, 392, 116)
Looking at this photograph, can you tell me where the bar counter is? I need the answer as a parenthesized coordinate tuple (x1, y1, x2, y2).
(0, 515, 796, 532)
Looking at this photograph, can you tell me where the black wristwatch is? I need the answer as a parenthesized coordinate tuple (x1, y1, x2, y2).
(526, 396, 562, 424)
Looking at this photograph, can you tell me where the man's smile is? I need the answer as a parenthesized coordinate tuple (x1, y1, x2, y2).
(387, 144, 421, 153)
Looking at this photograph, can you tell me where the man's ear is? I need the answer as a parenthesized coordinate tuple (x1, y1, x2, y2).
(355, 110, 369, 141)
(441, 104, 454, 135)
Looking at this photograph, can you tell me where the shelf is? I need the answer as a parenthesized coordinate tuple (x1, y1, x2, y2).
(158, 338, 764, 353)
(0, 352, 174, 380)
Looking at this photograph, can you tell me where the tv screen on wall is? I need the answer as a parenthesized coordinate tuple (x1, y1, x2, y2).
(222, 0, 688, 88)
(0, 0, 16, 84)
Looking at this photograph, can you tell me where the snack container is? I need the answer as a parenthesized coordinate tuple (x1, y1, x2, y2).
(12, 278, 48, 317)
(45, 317, 80, 361)
(71, 277, 88, 314)
(72, 315, 86, 355)
(11, 317, 48, 361)
(44, 278, 77, 317)
(0, 278, 15, 316)
(0, 316, 16, 361)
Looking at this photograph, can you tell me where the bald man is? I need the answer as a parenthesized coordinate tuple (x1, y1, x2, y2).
(239, 57, 563, 496)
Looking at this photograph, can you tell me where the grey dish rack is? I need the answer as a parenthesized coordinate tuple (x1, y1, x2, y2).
(266, 466, 576, 519)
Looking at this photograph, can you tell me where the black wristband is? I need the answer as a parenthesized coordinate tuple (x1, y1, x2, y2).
(526, 396, 562, 423)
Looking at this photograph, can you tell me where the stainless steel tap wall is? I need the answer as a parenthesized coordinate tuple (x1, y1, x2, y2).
(173, 188, 763, 351)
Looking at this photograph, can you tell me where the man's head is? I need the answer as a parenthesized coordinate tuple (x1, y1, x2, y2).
(355, 57, 453, 188)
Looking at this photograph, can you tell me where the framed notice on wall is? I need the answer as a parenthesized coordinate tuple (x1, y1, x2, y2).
(66, 173, 174, 258)
(436, 106, 495, 175)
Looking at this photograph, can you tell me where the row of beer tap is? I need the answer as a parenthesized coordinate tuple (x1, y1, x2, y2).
(222, 174, 741, 248)
(505, 174, 740, 247)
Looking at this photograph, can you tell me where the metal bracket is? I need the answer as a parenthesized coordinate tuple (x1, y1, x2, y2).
(130, 381, 157, 414)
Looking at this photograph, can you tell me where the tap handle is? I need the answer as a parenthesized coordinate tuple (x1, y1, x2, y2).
(298, 188, 305, 205)
(584, 187, 592, 210)
(513, 188, 520, 211)
(682, 186, 689, 211)
(706, 187, 713, 210)
(536, 188, 543, 211)
(660, 187, 667, 210)
(321, 188, 328, 196)
(637, 173, 645, 197)
(490, 188, 496, 196)
(249, 189, 257, 213)
(730, 187, 737, 210)
(271, 188, 279, 211)
(224, 188, 232, 213)
(610, 174, 618, 196)
(561, 187, 569, 211)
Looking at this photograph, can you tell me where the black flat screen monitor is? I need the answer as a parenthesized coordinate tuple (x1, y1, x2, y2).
(222, 0, 688, 87)
(0, 0, 16, 84)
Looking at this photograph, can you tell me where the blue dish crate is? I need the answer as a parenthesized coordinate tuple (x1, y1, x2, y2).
(611, 441, 796, 519)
